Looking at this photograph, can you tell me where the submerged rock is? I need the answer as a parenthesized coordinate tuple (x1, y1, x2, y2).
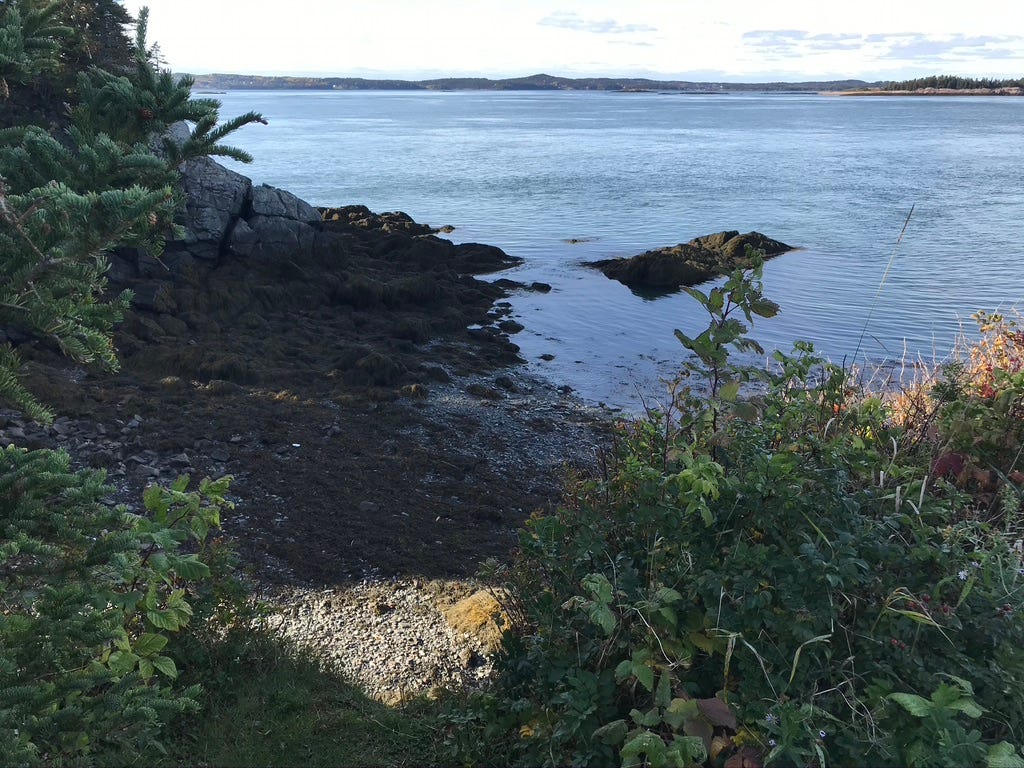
(588, 230, 792, 292)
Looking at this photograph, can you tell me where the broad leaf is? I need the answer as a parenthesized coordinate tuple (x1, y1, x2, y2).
(888, 692, 931, 718)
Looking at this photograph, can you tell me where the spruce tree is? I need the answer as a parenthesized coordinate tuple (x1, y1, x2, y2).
(0, 3, 265, 421)
(1, 4, 263, 761)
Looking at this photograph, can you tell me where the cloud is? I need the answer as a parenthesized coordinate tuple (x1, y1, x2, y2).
(538, 10, 657, 35)
(742, 30, 808, 47)
(879, 34, 1019, 59)
(743, 29, 1024, 61)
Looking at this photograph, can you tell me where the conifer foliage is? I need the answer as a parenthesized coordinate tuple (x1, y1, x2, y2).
(1, 3, 263, 762)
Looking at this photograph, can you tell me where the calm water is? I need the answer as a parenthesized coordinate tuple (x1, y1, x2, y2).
(213, 90, 1024, 410)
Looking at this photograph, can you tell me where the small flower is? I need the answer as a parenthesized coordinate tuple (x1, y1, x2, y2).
(1017, 567, 1024, 576)
(765, 713, 779, 725)
(958, 569, 969, 581)
(972, 561, 982, 569)
(768, 739, 777, 747)
(819, 730, 827, 740)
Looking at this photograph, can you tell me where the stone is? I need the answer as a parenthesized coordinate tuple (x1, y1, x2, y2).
(466, 383, 502, 400)
(131, 282, 177, 313)
(251, 184, 321, 223)
(227, 217, 259, 257)
(441, 590, 510, 652)
(494, 375, 517, 391)
(588, 230, 792, 292)
(169, 452, 192, 467)
(246, 215, 318, 261)
(176, 156, 253, 260)
(451, 242, 522, 273)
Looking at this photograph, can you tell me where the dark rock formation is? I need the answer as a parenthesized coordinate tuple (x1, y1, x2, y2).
(320, 205, 441, 236)
(588, 230, 792, 293)
(103, 154, 526, 390)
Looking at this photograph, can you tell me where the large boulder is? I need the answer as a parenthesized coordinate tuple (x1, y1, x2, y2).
(176, 157, 253, 261)
(251, 184, 320, 223)
(244, 214, 318, 261)
(588, 230, 792, 292)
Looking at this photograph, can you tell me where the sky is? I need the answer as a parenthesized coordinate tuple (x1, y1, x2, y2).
(120, 1, 1024, 82)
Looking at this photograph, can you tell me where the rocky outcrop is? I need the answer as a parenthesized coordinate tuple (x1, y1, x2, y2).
(321, 205, 446, 236)
(588, 230, 792, 293)
(101, 153, 527, 391)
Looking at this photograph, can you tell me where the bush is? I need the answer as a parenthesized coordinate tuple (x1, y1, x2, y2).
(0, 449, 234, 764)
(448, 260, 1024, 767)
(1, 4, 264, 762)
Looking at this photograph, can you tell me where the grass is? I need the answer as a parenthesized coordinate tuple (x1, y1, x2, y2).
(160, 627, 446, 768)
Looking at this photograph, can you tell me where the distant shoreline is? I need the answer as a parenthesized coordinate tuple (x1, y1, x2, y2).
(189, 72, 876, 94)
(830, 87, 1023, 97)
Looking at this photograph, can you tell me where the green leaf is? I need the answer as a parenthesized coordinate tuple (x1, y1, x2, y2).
(681, 286, 709, 307)
(615, 659, 633, 683)
(664, 698, 699, 730)
(143, 483, 169, 517)
(588, 604, 616, 635)
(107, 650, 139, 676)
(719, 381, 740, 402)
(948, 699, 985, 719)
(621, 731, 666, 767)
(750, 298, 780, 318)
(593, 719, 629, 746)
(889, 692, 931, 718)
(655, 670, 672, 709)
(138, 658, 155, 682)
(671, 735, 708, 764)
(634, 662, 654, 692)
(707, 289, 724, 313)
(582, 573, 613, 603)
(653, 587, 683, 605)
(146, 609, 182, 631)
(638, 707, 662, 727)
(986, 742, 1024, 768)
(169, 553, 211, 580)
(134, 632, 168, 656)
(151, 655, 178, 679)
(674, 329, 694, 349)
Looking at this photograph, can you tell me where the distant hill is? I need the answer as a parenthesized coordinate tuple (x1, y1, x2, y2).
(189, 72, 879, 93)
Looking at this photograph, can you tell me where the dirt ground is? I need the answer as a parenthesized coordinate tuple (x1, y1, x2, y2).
(9, 212, 612, 585)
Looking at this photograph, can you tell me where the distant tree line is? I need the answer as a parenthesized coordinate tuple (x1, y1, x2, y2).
(189, 72, 880, 93)
(884, 74, 1024, 90)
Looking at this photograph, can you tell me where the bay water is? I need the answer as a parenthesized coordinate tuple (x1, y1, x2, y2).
(214, 90, 1024, 410)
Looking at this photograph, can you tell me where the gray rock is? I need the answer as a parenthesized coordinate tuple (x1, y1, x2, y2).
(227, 217, 259, 257)
(177, 157, 253, 260)
(169, 452, 192, 467)
(131, 282, 177, 313)
(247, 215, 318, 261)
(251, 184, 320, 223)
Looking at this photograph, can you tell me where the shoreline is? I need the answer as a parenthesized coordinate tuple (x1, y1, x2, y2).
(4, 194, 615, 585)
(828, 87, 1023, 97)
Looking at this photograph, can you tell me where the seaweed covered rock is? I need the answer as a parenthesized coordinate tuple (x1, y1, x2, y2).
(589, 230, 792, 292)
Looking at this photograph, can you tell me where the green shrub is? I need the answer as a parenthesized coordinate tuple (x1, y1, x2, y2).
(448, 260, 1024, 767)
(0, 448, 234, 764)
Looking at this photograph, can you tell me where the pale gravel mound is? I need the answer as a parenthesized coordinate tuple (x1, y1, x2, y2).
(260, 578, 499, 704)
